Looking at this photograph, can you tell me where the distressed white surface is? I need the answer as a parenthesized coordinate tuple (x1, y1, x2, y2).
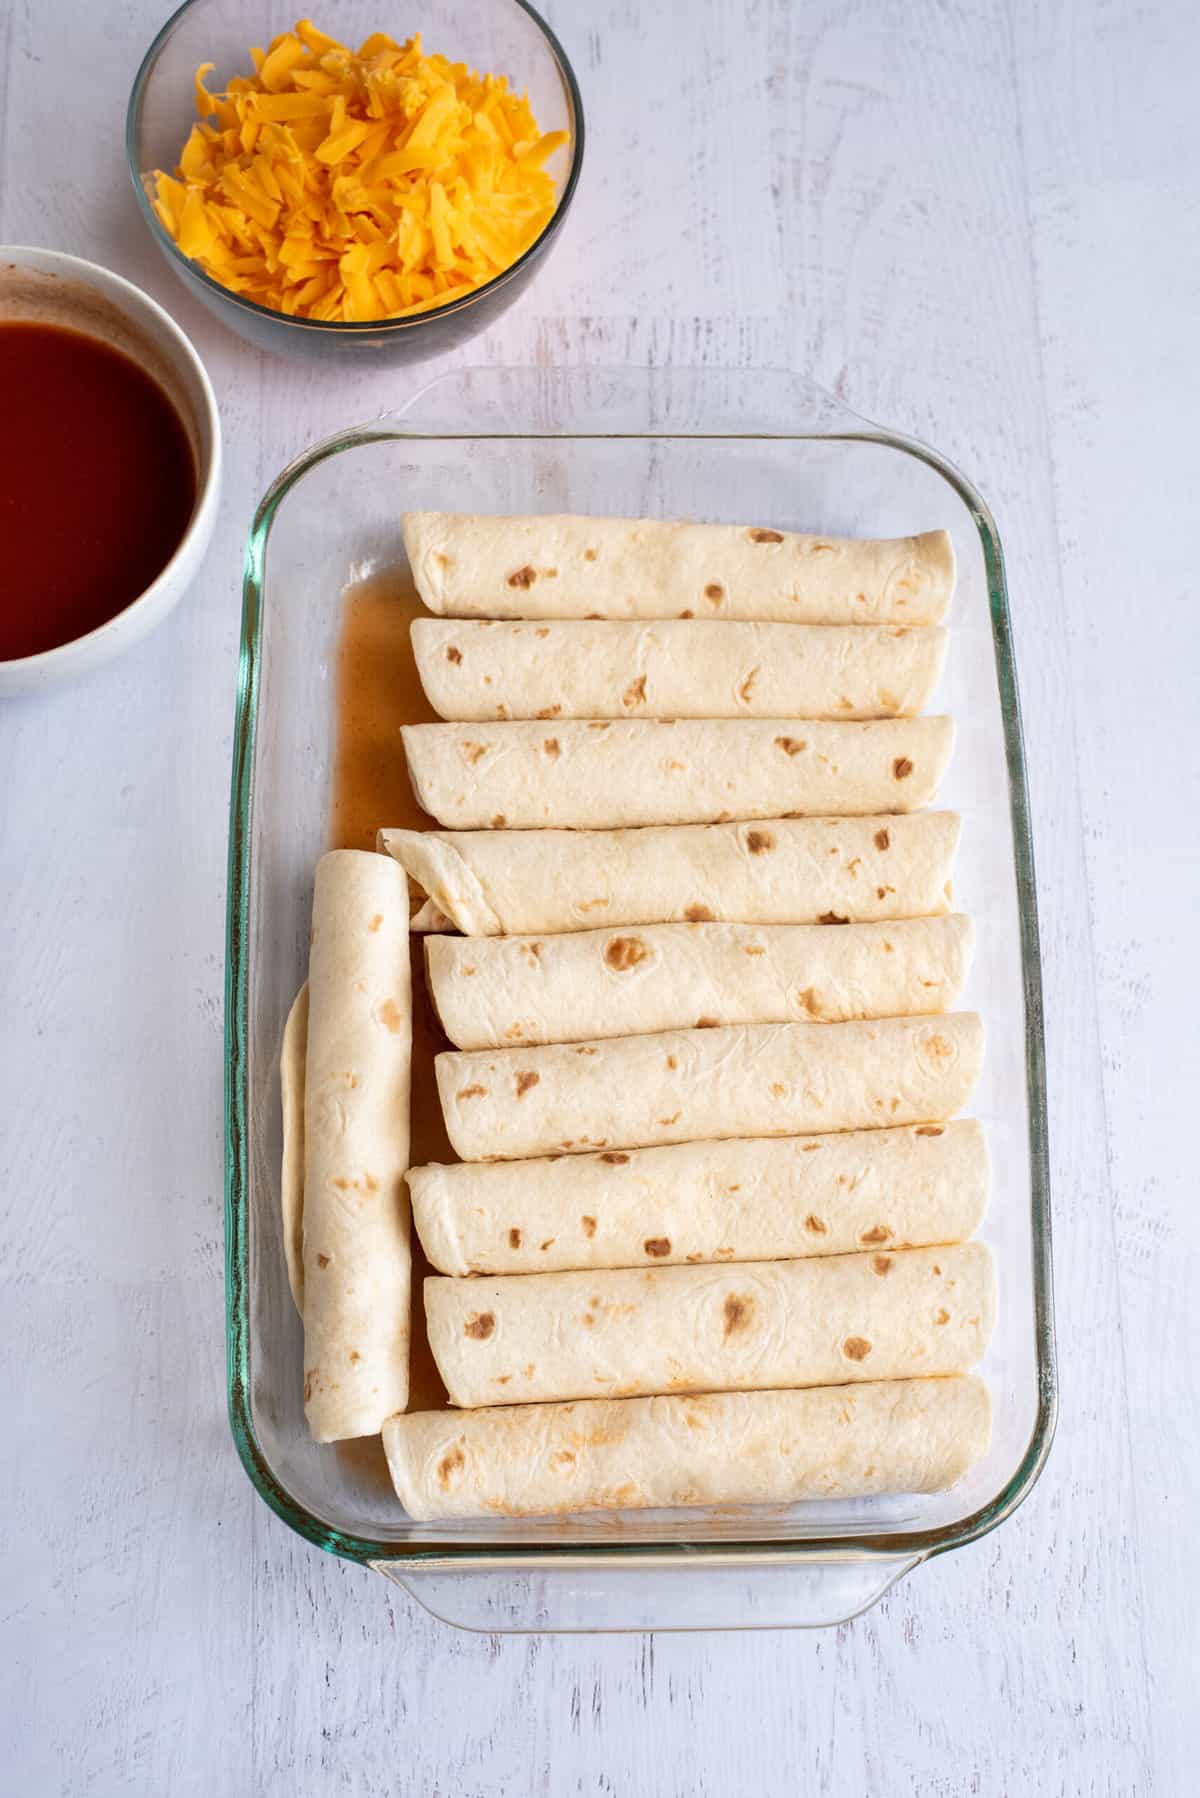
(0, 0, 1194, 1790)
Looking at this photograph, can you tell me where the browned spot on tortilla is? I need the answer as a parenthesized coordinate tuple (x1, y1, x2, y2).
(893, 756, 914, 780)
(464, 1312, 495, 1340)
(679, 608, 694, 618)
(316, 1252, 330, 1268)
(685, 904, 714, 922)
(544, 567, 558, 578)
(438, 1447, 465, 1488)
(542, 737, 560, 757)
(882, 939, 895, 953)
(915, 1125, 945, 1136)
(802, 1141, 822, 1152)
(935, 1307, 950, 1325)
(551, 1449, 577, 1470)
(623, 674, 647, 708)
(445, 645, 462, 665)
(843, 1336, 872, 1361)
(460, 740, 488, 766)
(879, 689, 900, 712)
(775, 735, 807, 756)
(933, 1264, 942, 1276)
(770, 1081, 787, 1097)
(658, 1111, 681, 1126)
(432, 551, 450, 568)
(540, 1238, 555, 1251)
(876, 886, 889, 899)
(743, 944, 765, 957)
(491, 814, 507, 827)
(605, 935, 649, 971)
(666, 1054, 678, 1070)
(520, 941, 542, 961)
(588, 721, 611, 730)
(496, 703, 509, 719)
(704, 582, 724, 603)
(575, 1045, 597, 1055)
(508, 565, 536, 588)
(584, 548, 598, 561)
(377, 997, 406, 1033)
(367, 912, 384, 933)
(749, 528, 784, 543)
(508, 1228, 522, 1249)
(516, 1070, 540, 1098)
(860, 1224, 891, 1245)
(644, 1236, 672, 1258)
(581, 1216, 597, 1238)
(804, 1214, 827, 1234)
(924, 1033, 953, 1062)
(601, 1151, 630, 1165)
(581, 1311, 595, 1327)
(737, 666, 759, 703)
(303, 1370, 316, 1401)
(535, 703, 561, 719)
(873, 1255, 894, 1276)
(873, 827, 891, 851)
(818, 911, 849, 926)
(722, 1292, 755, 1338)
(797, 988, 820, 1017)
(695, 1015, 718, 1028)
(457, 1084, 487, 1100)
(461, 964, 477, 977)
(348, 1349, 361, 1364)
(746, 829, 775, 855)
(847, 857, 862, 877)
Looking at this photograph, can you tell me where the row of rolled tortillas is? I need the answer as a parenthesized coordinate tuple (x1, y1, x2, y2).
(401, 716, 954, 831)
(412, 617, 947, 722)
(402, 512, 955, 626)
(380, 810, 961, 937)
(424, 1242, 995, 1408)
(280, 851, 413, 1443)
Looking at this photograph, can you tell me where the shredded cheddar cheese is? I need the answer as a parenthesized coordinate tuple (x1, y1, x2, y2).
(148, 20, 569, 322)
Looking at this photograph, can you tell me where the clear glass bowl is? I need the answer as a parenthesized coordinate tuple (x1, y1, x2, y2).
(226, 367, 1058, 1630)
(126, 0, 584, 364)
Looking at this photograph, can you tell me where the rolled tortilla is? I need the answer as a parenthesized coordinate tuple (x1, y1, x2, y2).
(383, 1375, 992, 1520)
(409, 1118, 990, 1276)
(411, 617, 948, 722)
(425, 914, 974, 1049)
(401, 717, 954, 831)
(425, 1242, 995, 1408)
(403, 512, 955, 626)
(380, 811, 961, 937)
(279, 983, 309, 1310)
(437, 1012, 983, 1162)
(300, 850, 413, 1441)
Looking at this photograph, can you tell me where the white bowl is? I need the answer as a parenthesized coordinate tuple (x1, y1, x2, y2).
(0, 247, 221, 695)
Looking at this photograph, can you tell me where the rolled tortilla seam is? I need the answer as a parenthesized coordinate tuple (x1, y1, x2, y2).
(409, 1118, 990, 1276)
(299, 850, 413, 1441)
(279, 983, 309, 1310)
(378, 812, 961, 938)
(411, 617, 948, 722)
(424, 1242, 996, 1409)
(436, 1012, 984, 1162)
(402, 511, 955, 626)
(401, 717, 954, 831)
(383, 1375, 992, 1520)
(425, 914, 975, 1049)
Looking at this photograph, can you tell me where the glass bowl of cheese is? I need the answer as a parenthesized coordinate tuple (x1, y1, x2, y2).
(127, 1, 583, 363)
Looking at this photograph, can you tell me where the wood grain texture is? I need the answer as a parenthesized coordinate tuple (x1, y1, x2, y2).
(0, 0, 1192, 1792)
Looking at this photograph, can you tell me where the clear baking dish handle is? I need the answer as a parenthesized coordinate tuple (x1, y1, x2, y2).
(372, 1553, 923, 1633)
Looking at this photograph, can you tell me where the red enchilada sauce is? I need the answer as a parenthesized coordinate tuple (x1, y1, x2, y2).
(0, 322, 196, 660)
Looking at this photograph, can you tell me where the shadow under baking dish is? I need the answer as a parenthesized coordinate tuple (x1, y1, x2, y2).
(224, 366, 1056, 1630)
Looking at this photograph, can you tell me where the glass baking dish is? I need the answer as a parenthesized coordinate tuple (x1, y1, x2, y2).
(225, 367, 1057, 1631)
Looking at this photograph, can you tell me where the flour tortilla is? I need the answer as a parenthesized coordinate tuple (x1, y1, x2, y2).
(425, 1242, 995, 1408)
(401, 717, 954, 831)
(409, 1118, 989, 1276)
(379, 812, 961, 938)
(300, 850, 413, 1441)
(411, 617, 948, 722)
(279, 982, 308, 1310)
(383, 1375, 991, 1520)
(425, 914, 974, 1050)
(403, 512, 955, 626)
(437, 1012, 983, 1162)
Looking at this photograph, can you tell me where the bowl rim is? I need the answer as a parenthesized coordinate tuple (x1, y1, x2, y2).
(124, 0, 586, 336)
(0, 244, 222, 678)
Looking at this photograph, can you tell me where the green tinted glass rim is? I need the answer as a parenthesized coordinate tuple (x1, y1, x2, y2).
(224, 405, 1057, 1569)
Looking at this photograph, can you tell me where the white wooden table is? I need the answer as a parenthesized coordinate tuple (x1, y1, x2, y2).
(2, 1, 1194, 1790)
